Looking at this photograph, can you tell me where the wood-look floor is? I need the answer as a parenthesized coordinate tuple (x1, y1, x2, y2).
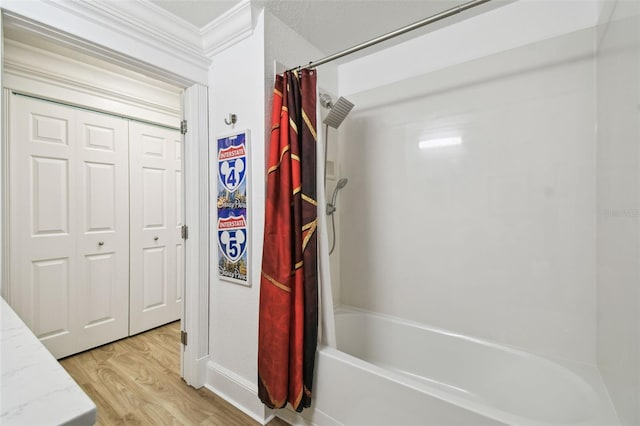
(60, 322, 288, 426)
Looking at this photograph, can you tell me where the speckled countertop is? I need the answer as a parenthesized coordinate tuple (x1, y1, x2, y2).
(1, 297, 96, 425)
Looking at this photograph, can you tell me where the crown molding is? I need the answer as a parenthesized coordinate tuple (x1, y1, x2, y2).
(201, 0, 254, 59)
(1, 0, 260, 79)
(0, 0, 211, 84)
(3, 11, 196, 87)
(50, 0, 210, 70)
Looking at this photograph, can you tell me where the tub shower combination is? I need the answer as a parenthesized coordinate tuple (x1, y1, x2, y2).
(274, 0, 636, 424)
(312, 94, 617, 424)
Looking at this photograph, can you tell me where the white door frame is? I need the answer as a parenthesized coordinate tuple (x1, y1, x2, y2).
(0, 10, 210, 387)
(182, 84, 210, 387)
(0, 13, 5, 303)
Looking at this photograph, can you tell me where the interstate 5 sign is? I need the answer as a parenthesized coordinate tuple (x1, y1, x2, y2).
(217, 215, 248, 263)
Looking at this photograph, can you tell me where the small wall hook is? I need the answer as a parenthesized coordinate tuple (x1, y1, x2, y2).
(224, 113, 237, 126)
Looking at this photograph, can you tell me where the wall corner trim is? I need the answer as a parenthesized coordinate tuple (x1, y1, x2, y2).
(201, 0, 254, 59)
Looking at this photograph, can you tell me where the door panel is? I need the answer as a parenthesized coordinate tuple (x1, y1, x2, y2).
(76, 109, 129, 352)
(84, 162, 116, 231)
(143, 246, 166, 309)
(84, 252, 116, 325)
(176, 244, 184, 303)
(130, 121, 181, 335)
(31, 157, 69, 235)
(32, 257, 70, 338)
(30, 113, 70, 145)
(10, 95, 78, 358)
(174, 136, 184, 305)
(142, 167, 166, 228)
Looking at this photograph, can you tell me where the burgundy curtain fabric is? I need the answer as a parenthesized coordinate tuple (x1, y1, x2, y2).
(258, 69, 318, 412)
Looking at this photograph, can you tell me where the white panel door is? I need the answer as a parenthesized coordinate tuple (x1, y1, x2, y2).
(76, 110, 129, 352)
(10, 95, 79, 358)
(129, 121, 182, 335)
(9, 95, 130, 358)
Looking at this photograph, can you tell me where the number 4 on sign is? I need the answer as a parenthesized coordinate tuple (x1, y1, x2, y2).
(220, 159, 245, 189)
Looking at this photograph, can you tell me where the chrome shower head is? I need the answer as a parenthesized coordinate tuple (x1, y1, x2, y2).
(336, 177, 348, 190)
(322, 96, 354, 129)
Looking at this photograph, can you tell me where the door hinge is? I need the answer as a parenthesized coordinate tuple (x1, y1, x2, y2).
(181, 224, 188, 240)
(180, 330, 188, 346)
(180, 120, 187, 135)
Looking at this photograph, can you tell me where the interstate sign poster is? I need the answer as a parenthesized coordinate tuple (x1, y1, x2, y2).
(215, 131, 250, 286)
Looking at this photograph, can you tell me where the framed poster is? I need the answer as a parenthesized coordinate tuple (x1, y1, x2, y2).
(214, 130, 250, 285)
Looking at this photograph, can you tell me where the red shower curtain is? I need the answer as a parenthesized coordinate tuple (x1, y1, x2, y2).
(258, 69, 318, 412)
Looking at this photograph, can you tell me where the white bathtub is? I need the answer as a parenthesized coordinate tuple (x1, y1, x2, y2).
(302, 307, 619, 426)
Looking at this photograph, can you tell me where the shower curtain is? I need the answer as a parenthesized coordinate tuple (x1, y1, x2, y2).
(258, 69, 318, 412)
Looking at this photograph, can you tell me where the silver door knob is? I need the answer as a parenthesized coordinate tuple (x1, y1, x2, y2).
(154, 236, 159, 241)
(98, 241, 104, 246)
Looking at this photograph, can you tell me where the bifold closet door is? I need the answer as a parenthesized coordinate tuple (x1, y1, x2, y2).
(9, 95, 130, 359)
(76, 109, 130, 352)
(129, 121, 183, 335)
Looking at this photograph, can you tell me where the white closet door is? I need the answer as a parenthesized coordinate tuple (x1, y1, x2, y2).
(129, 121, 182, 335)
(9, 95, 130, 358)
(76, 110, 130, 352)
(10, 95, 78, 358)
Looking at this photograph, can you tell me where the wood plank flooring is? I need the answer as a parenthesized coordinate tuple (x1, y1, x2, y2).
(60, 322, 288, 426)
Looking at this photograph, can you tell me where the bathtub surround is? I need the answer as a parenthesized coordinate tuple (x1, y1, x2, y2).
(596, 1, 640, 425)
(258, 70, 319, 412)
(340, 26, 598, 365)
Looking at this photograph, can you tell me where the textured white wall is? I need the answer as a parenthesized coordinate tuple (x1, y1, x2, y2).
(338, 27, 598, 364)
(596, 1, 640, 424)
(208, 10, 266, 386)
(207, 7, 340, 420)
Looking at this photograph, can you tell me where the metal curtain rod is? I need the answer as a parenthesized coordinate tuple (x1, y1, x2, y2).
(289, 0, 492, 71)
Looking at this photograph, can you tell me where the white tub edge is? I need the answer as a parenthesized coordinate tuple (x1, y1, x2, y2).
(332, 305, 621, 426)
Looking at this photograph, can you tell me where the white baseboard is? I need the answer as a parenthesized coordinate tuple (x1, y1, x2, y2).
(274, 405, 343, 426)
(205, 360, 270, 424)
(206, 360, 342, 426)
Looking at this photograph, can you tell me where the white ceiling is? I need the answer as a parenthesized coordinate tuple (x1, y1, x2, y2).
(149, 0, 509, 60)
(150, 0, 241, 28)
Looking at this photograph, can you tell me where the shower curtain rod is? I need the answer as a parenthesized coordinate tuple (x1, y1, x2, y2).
(289, 0, 492, 72)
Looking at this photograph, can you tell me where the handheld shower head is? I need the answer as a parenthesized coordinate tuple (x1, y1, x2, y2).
(327, 178, 349, 215)
(327, 178, 348, 254)
(336, 177, 349, 190)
